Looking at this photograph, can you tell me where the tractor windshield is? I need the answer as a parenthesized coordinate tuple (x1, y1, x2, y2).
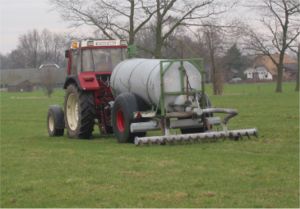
(82, 48, 126, 72)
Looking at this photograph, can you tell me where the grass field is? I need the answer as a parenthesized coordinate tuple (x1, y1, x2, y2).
(0, 82, 299, 208)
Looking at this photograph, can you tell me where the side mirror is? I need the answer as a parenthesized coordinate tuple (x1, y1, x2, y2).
(65, 50, 69, 58)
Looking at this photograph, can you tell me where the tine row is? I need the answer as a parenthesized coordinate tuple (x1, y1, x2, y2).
(134, 128, 258, 146)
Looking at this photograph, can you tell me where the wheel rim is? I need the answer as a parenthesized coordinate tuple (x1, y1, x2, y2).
(48, 114, 54, 132)
(66, 93, 79, 131)
(116, 109, 125, 132)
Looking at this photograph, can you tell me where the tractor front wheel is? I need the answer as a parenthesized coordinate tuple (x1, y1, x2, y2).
(47, 105, 65, 136)
(64, 84, 95, 139)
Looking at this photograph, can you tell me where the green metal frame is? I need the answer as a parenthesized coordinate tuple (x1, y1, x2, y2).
(159, 58, 205, 117)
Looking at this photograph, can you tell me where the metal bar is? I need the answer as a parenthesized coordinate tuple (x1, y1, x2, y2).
(179, 61, 185, 94)
(159, 61, 174, 117)
(164, 91, 202, 95)
(159, 59, 204, 116)
(202, 108, 238, 125)
(130, 121, 159, 133)
(159, 61, 165, 116)
(134, 128, 258, 145)
(170, 118, 202, 129)
(187, 59, 206, 108)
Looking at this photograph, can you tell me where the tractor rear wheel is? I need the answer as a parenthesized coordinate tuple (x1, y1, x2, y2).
(112, 93, 146, 143)
(47, 105, 65, 136)
(64, 84, 95, 139)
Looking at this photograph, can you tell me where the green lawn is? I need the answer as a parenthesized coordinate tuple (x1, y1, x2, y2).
(0, 82, 299, 208)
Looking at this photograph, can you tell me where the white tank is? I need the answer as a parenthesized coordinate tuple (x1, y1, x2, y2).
(110, 58, 202, 111)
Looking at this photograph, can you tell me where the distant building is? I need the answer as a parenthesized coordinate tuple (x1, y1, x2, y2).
(0, 68, 66, 90)
(251, 53, 298, 81)
(7, 80, 34, 92)
(244, 66, 273, 80)
(283, 63, 298, 81)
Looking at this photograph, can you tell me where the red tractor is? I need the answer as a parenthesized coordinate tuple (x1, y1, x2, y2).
(47, 39, 257, 145)
(47, 39, 128, 139)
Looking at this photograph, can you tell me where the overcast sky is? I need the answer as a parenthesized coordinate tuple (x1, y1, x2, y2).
(0, 0, 72, 54)
(0, 0, 250, 55)
(0, 0, 298, 55)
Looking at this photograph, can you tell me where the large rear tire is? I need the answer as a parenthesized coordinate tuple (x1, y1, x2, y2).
(47, 105, 65, 136)
(112, 93, 146, 143)
(64, 84, 95, 139)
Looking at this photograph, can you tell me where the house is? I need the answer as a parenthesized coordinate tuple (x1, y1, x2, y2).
(0, 68, 67, 89)
(244, 66, 273, 80)
(7, 80, 34, 92)
(253, 53, 297, 81)
(283, 63, 298, 81)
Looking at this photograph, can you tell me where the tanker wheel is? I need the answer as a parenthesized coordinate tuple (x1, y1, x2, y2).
(47, 105, 65, 136)
(64, 84, 95, 139)
(112, 93, 146, 143)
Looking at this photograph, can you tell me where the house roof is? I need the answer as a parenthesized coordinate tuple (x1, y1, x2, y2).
(244, 68, 255, 73)
(253, 53, 297, 75)
(244, 67, 270, 74)
(283, 63, 298, 72)
(9, 80, 33, 87)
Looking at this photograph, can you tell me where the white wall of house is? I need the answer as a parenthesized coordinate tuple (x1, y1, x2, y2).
(244, 67, 273, 80)
(244, 68, 255, 79)
(256, 67, 273, 80)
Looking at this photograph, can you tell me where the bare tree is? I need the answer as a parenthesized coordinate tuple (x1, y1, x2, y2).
(202, 22, 224, 95)
(51, 0, 233, 58)
(51, 0, 156, 45)
(152, 0, 221, 58)
(18, 29, 41, 68)
(245, 0, 300, 92)
(295, 44, 300, 91)
(0, 29, 68, 69)
(39, 65, 60, 97)
(40, 29, 67, 66)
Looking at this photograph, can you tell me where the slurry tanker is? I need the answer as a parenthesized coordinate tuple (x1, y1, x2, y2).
(47, 39, 257, 145)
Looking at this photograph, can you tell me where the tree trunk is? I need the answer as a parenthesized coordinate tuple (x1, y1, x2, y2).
(154, 43, 162, 58)
(211, 55, 218, 95)
(296, 45, 299, 92)
(275, 53, 285, 93)
(154, 0, 163, 59)
(296, 68, 299, 92)
(128, 0, 135, 45)
(275, 65, 283, 92)
(209, 48, 223, 95)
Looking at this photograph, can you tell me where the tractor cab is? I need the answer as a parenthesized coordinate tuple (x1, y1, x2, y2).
(64, 39, 127, 91)
(66, 39, 127, 74)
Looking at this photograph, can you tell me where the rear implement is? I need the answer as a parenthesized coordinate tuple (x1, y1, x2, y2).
(110, 59, 258, 145)
(134, 107, 258, 145)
